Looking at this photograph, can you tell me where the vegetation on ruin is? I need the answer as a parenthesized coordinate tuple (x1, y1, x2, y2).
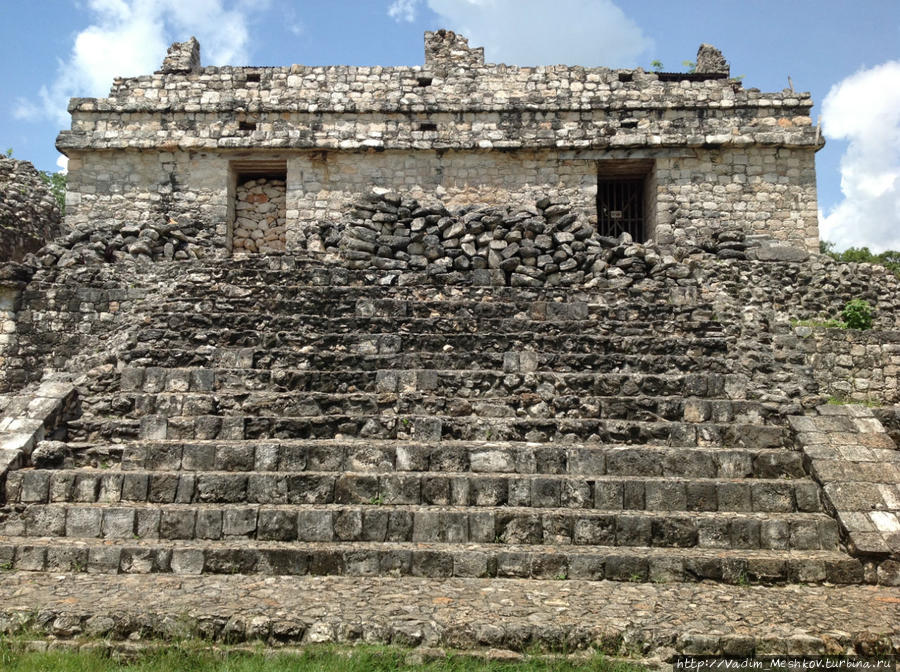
(820, 240, 900, 277)
(0, 642, 647, 672)
(648, 59, 695, 72)
(791, 299, 874, 331)
(842, 299, 874, 330)
(5, 147, 67, 215)
(826, 395, 882, 407)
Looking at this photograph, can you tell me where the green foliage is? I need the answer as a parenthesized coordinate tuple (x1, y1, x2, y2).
(791, 299, 875, 331)
(842, 299, 874, 330)
(827, 395, 882, 408)
(649, 60, 699, 74)
(41, 170, 67, 215)
(820, 241, 900, 276)
(4, 147, 67, 215)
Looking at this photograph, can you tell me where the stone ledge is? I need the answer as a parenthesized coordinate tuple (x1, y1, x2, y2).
(791, 406, 900, 574)
(0, 375, 77, 487)
(0, 574, 895, 657)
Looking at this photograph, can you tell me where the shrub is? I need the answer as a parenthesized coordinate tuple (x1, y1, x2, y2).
(842, 299, 874, 330)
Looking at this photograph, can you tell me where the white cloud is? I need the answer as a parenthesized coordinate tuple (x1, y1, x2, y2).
(389, 0, 651, 67)
(819, 61, 900, 252)
(388, 0, 420, 22)
(18, 0, 255, 125)
(56, 155, 69, 174)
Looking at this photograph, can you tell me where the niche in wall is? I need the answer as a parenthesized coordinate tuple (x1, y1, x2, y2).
(229, 159, 287, 254)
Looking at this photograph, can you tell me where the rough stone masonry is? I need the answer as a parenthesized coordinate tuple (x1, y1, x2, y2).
(56, 31, 822, 259)
(0, 31, 897, 659)
(0, 157, 63, 262)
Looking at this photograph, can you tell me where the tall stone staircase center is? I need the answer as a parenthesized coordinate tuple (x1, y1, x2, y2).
(0, 257, 865, 587)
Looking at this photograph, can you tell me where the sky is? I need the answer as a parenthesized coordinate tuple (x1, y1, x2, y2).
(2, 0, 898, 251)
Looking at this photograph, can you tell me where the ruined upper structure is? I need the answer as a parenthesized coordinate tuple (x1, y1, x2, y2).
(56, 31, 823, 257)
(0, 157, 63, 262)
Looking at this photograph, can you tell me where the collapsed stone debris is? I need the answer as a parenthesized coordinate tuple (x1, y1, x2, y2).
(0, 157, 63, 262)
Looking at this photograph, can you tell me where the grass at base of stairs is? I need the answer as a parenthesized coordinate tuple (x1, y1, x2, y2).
(0, 641, 648, 672)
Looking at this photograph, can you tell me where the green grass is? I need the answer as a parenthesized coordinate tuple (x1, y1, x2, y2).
(0, 642, 647, 672)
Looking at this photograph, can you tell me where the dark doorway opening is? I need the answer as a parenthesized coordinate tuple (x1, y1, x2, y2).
(596, 160, 654, 241)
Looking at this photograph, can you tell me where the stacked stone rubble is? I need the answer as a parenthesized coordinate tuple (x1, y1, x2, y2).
(0, 157, 63, 262)
(232, 178, 286, 254)
(27, 217, 205, 268)
(323, 188, 801, 288)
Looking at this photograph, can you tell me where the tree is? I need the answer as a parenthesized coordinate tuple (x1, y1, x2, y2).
(820, 240, 900, 276)
(41, 171, 67, 215)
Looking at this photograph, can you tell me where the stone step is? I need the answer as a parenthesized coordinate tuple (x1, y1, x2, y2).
(138, 315, 728, 346)
(7, 469, 821, 513)
(166, 277, 680, 302)
(118, 367, 744, 399)
(69, 414, 790, 447)
(112, 440, 806, 479)
(85, 391, 771, 425)
(122, 346, 736, 376)
(157, 296, 710, 323)
(135, 330, 733, 356)
(0, 502, 839, 550)
(0, 537, 864, 584)
(163, 262, 649, 289)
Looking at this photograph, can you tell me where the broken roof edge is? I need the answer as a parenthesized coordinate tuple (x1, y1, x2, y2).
(153, 31, 731, 80)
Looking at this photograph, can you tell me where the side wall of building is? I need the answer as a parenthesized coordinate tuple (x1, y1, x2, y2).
(65, 150, 231, 256)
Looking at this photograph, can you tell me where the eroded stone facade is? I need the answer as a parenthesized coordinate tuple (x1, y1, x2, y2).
(57, 32, 822, 256)
(0, 157, 63, 262)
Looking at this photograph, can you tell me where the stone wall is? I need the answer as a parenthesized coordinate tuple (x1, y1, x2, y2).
(293, 146, 818, 253)
(232, 177, 286, 254)
(56, 33, 823, 255)
(0, 157, 63, 262)
(60, 143, 817, 258)
(792, 327, 900, 404)
(62, 150, 228, 261)
(700, 257, 900, 331)
(0, 263, 154, 391)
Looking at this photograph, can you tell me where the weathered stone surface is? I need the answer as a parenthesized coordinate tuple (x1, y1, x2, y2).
(1, 25, 899, 658)
(52, 32, 821, 258)
(0, 157, 63, 262)
(0, 573, 894, 656)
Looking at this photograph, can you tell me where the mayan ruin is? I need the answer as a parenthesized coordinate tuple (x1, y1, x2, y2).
(0, 30, 897, 662)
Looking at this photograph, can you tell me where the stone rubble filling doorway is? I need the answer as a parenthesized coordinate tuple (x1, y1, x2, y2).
(232, 175, 287, 253)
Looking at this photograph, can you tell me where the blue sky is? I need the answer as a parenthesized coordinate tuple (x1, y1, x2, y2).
(2, 0, 899, 250)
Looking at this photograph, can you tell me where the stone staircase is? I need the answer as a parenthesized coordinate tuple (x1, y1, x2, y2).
(0, 258, 865, 587)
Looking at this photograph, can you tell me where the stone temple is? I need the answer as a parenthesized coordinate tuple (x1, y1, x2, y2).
(0, 31, 898, 657)
(58, 31, 821, 261)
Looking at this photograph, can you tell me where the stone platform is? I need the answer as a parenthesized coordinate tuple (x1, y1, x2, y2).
(0, 573, 896, 659)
